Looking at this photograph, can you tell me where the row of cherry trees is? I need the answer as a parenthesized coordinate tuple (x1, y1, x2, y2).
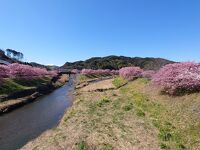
(79, 68, 155, 79)
(118, 62, 200, 95)
(81, 69, 119, 76)
(0, 63, 57, 80)
(73, 62, 200, 95)
(79, 62, 200, 95)
(118, 67, 156, 80)
(2, 62, 198, 95)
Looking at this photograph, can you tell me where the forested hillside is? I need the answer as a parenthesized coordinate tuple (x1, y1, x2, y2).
(62, 55, 174, 70)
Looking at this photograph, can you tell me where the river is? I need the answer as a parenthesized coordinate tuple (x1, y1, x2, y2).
(0, 77, 74, 150)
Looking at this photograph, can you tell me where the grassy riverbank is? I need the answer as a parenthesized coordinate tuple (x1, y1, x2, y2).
(0, 75, 69, 115)
(22, 76, 200, 150)
(0, 75, 69, 96)
(0, 77, 52, 95)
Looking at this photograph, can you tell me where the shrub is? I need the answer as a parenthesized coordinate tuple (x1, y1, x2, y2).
(119, 67, 143, 80)
(142, 70, 156, 79)
(152, 62, 200, 95)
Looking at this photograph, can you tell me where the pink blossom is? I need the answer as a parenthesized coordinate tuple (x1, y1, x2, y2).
(0, 65, 10, 78)
(152, 62, 200, 95)
(71, 69, 80, 74)
(0, 63, 58, 80)
(119, 66, 143, 80)
(47, 70, 58, 77)
(111, 70, 119, 75)
(141, 70, 156, 79)
(81, 69, 117, 75)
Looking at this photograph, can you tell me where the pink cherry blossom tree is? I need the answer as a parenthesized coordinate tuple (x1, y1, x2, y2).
(141, 70, 156, 79)
(152, 62, 200, 95)
(0, 63, 57, 80)
(119, 66, 143, 80)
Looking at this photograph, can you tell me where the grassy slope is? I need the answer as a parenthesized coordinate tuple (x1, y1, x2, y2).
(112, 77, 128, 88)
(22, 77, 200, 150)
(78, 74, 112, 82)
(121, 78, 200, 150)
(0, 77, 51, 95)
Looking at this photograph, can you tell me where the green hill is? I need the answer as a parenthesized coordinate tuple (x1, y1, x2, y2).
(62, 55, 174, 70)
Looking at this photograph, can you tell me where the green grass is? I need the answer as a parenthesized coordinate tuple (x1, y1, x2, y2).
(76, 141, 87, 150)
(23, 77, 200, 149)
(120, 82, 177, 148)
(78, 75, 90, 82)
(14, 77, 50, 87)
(120, 78, 200, 150)
(0, 79, 31, 95)
(112, 77, 127, 88)
(122, 102, 133, 111)
(0, 77, 51, 95)
(78, 74, 112, 82)
(97, 98, 111, 107)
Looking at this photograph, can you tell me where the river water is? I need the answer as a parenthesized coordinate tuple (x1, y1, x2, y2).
(0, 77, 74, 150)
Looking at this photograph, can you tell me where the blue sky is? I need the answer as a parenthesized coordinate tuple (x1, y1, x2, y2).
(0, 0, 200, 66)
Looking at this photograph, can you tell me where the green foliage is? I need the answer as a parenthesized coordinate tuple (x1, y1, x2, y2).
(78, 75, 89, 82)
(97, 98, 111, 107)
(0, 77, 51, 95)
(160, 143, 168, 149)
(14, 77, 50, 87)
(112, 77, 127, 88)
(62, 56, 173, 70)
(135, 109, 145, 117)
(122, 103, 133, 111)
(0, 79, 30, 95)
(120, 79, 190, 150)
(78, 74, 104, 82)
(159, 131, 172, 141)
(76, 141, 87, 150)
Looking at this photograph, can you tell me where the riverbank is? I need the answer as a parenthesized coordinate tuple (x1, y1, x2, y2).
(0, 76, 74, 150)
(0, 75, 68, 115)
(22, 76, 200, 150)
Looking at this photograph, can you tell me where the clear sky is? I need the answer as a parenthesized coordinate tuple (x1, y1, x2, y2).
(0, 0, 200, 66)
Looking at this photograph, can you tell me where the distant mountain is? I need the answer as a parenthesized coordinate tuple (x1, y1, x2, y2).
(29, 62, 47, 68)
(29, 63, 59, 70)
(46, 65, 59, 70)
(61, 55, 174, 70)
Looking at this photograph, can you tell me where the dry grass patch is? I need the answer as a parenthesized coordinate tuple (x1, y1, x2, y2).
(80, 79, 116, 92)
